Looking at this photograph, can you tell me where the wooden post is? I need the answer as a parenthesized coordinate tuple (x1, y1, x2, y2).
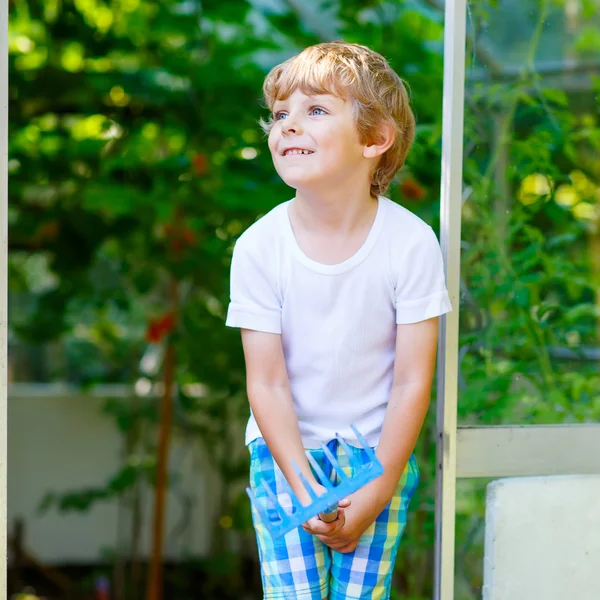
(146, 277, 179, 600)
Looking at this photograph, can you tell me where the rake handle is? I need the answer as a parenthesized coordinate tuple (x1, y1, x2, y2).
(318, 505, 339, 523)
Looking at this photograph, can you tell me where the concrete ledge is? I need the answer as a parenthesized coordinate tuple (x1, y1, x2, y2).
(483, 475, 600, 600)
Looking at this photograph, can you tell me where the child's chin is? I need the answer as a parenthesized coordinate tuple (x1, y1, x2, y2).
(280, 174, 320, 190)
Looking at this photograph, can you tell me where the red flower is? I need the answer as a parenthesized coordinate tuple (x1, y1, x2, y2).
(192, 153, 208, 176)
(161, 222, 197, 251)
(181, 228, 197, 246)
(146, 313, 176, 343)
(401, 178, 426, 200)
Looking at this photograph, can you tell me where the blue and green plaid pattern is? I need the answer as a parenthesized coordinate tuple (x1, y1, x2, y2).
(248, 437, 419, 600)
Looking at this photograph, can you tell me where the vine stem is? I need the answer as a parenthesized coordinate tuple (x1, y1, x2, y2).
(146, 273, 180, 599)
(481, 0, 549, 188)
(475, 0, 557, 387)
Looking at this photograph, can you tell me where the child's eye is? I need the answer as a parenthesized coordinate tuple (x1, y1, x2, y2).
(310, 106, 327, 116)
(274, 111, 287, 121)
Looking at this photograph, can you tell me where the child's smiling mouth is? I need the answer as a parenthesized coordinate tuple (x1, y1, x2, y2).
(282, 148, 315, 156)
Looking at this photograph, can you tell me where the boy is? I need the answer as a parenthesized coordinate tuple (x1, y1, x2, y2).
(226, 42, 451, 600)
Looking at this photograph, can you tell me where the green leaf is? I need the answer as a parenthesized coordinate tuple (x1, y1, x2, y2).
(542, 89, 568, 108)
(81, 183, 154, 218)
(564, 304, 599, 324)
(37, 492, 56, 514)
(512, 285, 530, 308)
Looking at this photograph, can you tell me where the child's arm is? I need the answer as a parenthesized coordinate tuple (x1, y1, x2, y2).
(242, 328, 332, 506)
(373, 316, 439, 496)
(306, 316, 439, 552)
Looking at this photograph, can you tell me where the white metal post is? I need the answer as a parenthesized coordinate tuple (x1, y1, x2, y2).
(434, 1, 466, 599)
(0, 0, 8, 596)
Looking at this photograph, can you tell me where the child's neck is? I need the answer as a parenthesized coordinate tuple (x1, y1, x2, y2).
(288, 189, 379, 266)
(292, 188, 378, 237)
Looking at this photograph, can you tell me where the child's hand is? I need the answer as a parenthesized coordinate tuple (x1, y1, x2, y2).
(309, 484, 389, 553)
(301, 496, 352, 537)
(302, 484, 351, 535)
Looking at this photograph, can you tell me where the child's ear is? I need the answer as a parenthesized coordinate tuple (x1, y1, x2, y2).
(363, 122, 395, 159)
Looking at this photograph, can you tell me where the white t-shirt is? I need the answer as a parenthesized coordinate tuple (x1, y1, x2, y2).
(226, 196, 452, 448)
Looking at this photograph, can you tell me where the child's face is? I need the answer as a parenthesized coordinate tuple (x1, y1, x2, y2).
(268, 89, 371, 194)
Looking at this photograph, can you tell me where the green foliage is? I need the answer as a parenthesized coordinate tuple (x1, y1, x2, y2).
(7, 0, 600, 599)
(39, 460, 155, 513)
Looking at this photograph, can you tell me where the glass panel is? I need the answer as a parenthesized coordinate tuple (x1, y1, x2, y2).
(459, 0, 600, 427)
(455, 1, 600, 597)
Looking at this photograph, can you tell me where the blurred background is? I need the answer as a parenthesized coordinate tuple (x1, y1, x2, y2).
(6, 0, 600, 598)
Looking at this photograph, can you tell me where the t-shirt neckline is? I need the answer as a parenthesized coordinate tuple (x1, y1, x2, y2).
(281, 196, 386, 275)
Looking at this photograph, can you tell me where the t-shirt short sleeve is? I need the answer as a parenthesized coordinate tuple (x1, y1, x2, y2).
(395, 225, 452, 325)
(225, 234, 282, 334)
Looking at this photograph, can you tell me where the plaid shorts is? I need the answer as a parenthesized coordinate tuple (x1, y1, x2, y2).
(248, 437, 419, 600)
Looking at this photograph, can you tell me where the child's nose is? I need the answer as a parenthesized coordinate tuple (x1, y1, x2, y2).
(283, 114, 302, 135)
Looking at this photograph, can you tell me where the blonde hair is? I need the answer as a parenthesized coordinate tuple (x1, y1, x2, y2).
(261, 41, 416, 197)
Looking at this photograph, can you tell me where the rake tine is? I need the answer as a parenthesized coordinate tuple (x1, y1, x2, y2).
(247, 487, 275, 529)
(305, 452, 335, 491)
(351, 424, 369, 450)
(246, 486, 258, 510)
(291, 460, 319, 503)
(280, 477, 304, 511)
(320, 442, 349, 481)
(262, 479, 291, 520)
(351, 424, 378, 462)
(336, 434, 360, 475)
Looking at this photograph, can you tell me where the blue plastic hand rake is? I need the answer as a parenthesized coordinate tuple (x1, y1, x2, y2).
(247, 425, 384, 539)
